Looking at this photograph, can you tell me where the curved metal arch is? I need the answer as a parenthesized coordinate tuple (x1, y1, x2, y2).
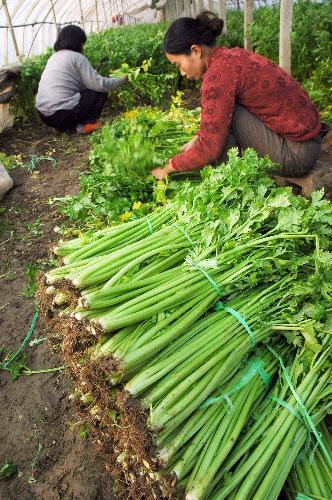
(48, 0, 84, 24)
(19, 0, 81, 25)
(62, 0, 113, 27)
(20, 0, 53, 24)
(23, 0, 84, 57)
(57, 0, 97, 24)
(26, 0, 109, 57)
(1, 0, 149, 25)
(56, 0, 118, 25)
(26, 0, 64, 56)
(5, 0, 26, 20)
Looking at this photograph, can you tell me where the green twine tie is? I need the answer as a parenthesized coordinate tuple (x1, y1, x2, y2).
(270, 390, 320, 465)
(268, 345, 332, 466)
(27, 155, 57, 172)
(172, 223, 194, 245)
(3, 307, 39, 368)
(189, 262, 221, 296)
(215, 301, 256, 347)
(199, 357, 271, 409)
(270, 396, 301, 420)
(145, 216, 154, 235)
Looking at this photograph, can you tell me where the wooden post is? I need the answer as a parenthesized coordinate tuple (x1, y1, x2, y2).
(197, 0, 204, 13)
(244, 0, 254, 50)
(48, 24, 53, 48)
(279, 0, 293, 74)
(31, 24, 35, 56)
(20, 24, 25, 54)
(171, 0, 176, 20)
(183, 0, 190, 16)
(164, 1, 168, 21)
(101, 0, 110, 28)
(108, 0, 113, 22)
(42, 23, 45, 49)
(50, 0, 59, 35)
(95, 0, 100, 31)
(2, 0, 21, 61)
(4, 27, 9, 64)
(78, 0, 85, 30)
(218, 0, 227, 33)
(175, 0, 180, 17)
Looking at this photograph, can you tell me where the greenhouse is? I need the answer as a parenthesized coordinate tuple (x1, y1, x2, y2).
(0, 0, 331, 498)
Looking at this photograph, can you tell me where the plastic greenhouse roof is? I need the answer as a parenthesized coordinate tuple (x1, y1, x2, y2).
(0, 0, 160, 66)
(0, 0, 274, 66)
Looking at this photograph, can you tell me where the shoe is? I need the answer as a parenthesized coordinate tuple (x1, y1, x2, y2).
(76, 120, 102, 134)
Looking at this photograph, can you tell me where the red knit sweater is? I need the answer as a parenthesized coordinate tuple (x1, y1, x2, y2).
(171, 47, 321, 171)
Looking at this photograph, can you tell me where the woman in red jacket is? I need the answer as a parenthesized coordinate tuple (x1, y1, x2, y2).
(151, 11, 327, 195)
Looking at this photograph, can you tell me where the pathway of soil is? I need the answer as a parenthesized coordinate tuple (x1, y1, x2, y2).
(0, 121, 116, 500)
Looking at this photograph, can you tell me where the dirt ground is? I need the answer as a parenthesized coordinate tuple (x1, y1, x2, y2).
(0, 121, 117, 499)
(0, 107, 331, 500)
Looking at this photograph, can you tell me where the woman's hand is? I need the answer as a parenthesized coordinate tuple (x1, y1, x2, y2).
(180, 135, 199, 152)
(151, 161, 175, 180)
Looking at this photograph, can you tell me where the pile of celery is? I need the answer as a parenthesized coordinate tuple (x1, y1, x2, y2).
(44, 148, 332, 499)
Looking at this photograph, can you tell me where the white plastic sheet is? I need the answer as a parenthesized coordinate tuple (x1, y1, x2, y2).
(0, 0, 274, 66)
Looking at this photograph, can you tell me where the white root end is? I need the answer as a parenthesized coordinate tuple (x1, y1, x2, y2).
(156, 448, 169, 466)
(45, 273, 59, 285)
(185, 491, 197, 500)
(53, 245, 61, 255)
(53, 293, 68, 306)
(77, 297, 85, 308)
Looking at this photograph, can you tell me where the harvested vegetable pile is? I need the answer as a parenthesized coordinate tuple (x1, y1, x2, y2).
(39, 149, 332, 499)
(57, 105, 199, 227)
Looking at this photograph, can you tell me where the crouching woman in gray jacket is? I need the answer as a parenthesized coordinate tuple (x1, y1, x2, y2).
(36, 25, 127, 134)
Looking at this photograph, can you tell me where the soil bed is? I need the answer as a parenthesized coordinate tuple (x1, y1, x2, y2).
(0, 118, 118, 500)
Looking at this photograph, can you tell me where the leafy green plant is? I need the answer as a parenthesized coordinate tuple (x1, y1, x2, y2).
(248, 0, 332, 121)
(10, 49, 53, 122)
(26, 219, 44, 237)
(57, 106, 199, 227)
(220, 10, 244, 48)
(0, 152, 23, 172)
(249, 0, 332, 82)
(302, 58, 332, 123)
(0, 460, 18, 480)
(22, 263, 38, 297)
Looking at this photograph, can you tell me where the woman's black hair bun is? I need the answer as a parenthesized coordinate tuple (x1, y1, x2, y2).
(196, 10, 224, 37)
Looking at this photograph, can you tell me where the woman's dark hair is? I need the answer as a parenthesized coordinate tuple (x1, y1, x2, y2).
(164, 11, 224, 55)
(54, 25, 87, 53)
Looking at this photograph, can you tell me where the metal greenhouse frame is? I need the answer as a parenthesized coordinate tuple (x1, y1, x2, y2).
(0, 0, 293, 73)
